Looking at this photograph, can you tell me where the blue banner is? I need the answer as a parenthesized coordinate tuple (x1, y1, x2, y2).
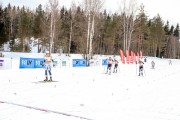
(0, 59, 4, 67)
(20, 58, 45, 69)
(34, 58, 45, 68)
(0, 59, 4, 62)
(20, 58, 35, 68)
(102, 59, 108, 65)
(73, 59, 87, 67)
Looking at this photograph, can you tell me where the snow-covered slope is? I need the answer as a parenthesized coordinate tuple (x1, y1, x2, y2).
(0, 52, 180, 120)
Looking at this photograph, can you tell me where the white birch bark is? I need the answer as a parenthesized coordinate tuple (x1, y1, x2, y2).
(119, 0, 137, 52)
(83, 0, 103, 57)
(89, 15, 95, 55)
(86, 12, 91, 55)
(49, 0, 59, 53)
(68, 20, 72, 55)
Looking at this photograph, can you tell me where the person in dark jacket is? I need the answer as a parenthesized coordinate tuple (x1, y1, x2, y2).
(113, 59, 119, 73)
(138, 60, 144, 76)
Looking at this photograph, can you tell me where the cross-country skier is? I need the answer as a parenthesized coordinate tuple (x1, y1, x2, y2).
(138, 60, 144, 76)
(106, 57, 113, 74)
(44, 51, 53, 81)
(169, 59, 172, 65)
(113, 59, 118, 73)
(151, 60, 155, 69)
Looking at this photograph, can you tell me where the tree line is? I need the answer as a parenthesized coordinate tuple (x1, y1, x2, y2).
(0, 0, 179, 58)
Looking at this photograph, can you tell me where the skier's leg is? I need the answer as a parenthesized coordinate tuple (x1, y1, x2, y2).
(113, 67, 115, 73)
(49, 70, 52, 81)
(44, 70, 48, 81)
(107, 64, 110, 73)
(109, 66, 112, 74)
(141, 68, 143, 76)
(115, 65, 118, 73)
(106, 66, 109, 73)
(138, 67, 140, 76)
(48, 66, 52, 81)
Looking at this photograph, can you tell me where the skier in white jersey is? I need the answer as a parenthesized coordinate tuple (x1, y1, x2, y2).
(44, 51, 53, 81)
(106, 57, 113, 74)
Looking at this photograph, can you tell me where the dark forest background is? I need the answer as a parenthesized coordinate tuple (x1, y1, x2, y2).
(0, 0, 179, 58)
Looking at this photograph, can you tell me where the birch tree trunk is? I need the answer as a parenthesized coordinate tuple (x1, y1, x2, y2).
(86, 12, 91, 56)
(89, 15, 95, 55)
(49, 0, 59, 53)
(68, 20, 72, 55)
(119, 0, 137, 52)
(83, 0, 103, 58)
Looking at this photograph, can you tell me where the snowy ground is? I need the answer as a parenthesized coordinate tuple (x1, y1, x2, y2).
(1, 55, 180, 120)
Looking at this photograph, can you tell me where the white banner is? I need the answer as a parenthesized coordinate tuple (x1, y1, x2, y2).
(0, 57, 12, 70)
(53, 58, 71, 68)
(89, 59, 101, 66)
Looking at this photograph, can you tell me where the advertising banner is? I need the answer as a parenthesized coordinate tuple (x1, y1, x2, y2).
(120, 49, 125, 64)
(89, 59, 100, 66)
(0, 59, 4, 67)
(73, 59, 87, 67)
(34, 58, 45, 68)
(0, 58, 12, 69)
(102, 59, 108, 66)
(20, 58, 46, 69)
(19, 58, 35, 68)
(62, 60, 67, 66)
(126, 50, 130, 64)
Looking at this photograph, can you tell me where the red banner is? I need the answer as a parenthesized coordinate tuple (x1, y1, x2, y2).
(131, 51, 134, 64)
(140, 51, 143, 59)
(134, 53, 137, 63)
(120, 49, 125, 64)
(126, 50, 130, 64)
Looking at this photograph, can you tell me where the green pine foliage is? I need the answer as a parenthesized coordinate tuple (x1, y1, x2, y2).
(0, 2, 179, 58)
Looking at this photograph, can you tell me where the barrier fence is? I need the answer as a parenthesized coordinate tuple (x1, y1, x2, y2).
(0, 57, 122, 69)
(19, 58, 111, 69)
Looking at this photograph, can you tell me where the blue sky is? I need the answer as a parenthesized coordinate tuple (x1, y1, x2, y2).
(1, 0, 179, 25)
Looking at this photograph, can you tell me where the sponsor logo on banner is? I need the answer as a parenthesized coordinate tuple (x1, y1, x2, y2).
(34, 58, 44, 68)
(0, 58, 12, 69)
(89, 59, 100, 66)
(0, 59, 4, 67)
(20, 58, 35, 68)
(102, 59, 108, 66)
(73, 59, 87, 67)
(53, 60, 58, 67)
(20, 58, 45, 69)
(62, 61, 66, 66)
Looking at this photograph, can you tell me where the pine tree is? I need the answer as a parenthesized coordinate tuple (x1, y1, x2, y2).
(169, 25, 174, 35)
(164, 21, 170, 35)
(149, 14, 165, 57)
(72, 6, 86, 53)
(173, 24, 180, 58)
(18, 6, 30, 52)
(32, 4, 44, 52)
(163, 21, 170, 57)
(0, 5, 8, 47)
(174, 23, 179, 37)
(134, 4, 149, 54)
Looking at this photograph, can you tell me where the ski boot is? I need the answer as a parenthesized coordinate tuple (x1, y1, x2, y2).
(49, 77, 52, 81)
(44, 77, 48, 81)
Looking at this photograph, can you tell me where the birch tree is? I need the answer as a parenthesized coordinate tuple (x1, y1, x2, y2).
(68, 2, 76, 55)
(83, 0, 104, 58)
(48, 0, 59, 53)
(118, 0, 137, 52)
